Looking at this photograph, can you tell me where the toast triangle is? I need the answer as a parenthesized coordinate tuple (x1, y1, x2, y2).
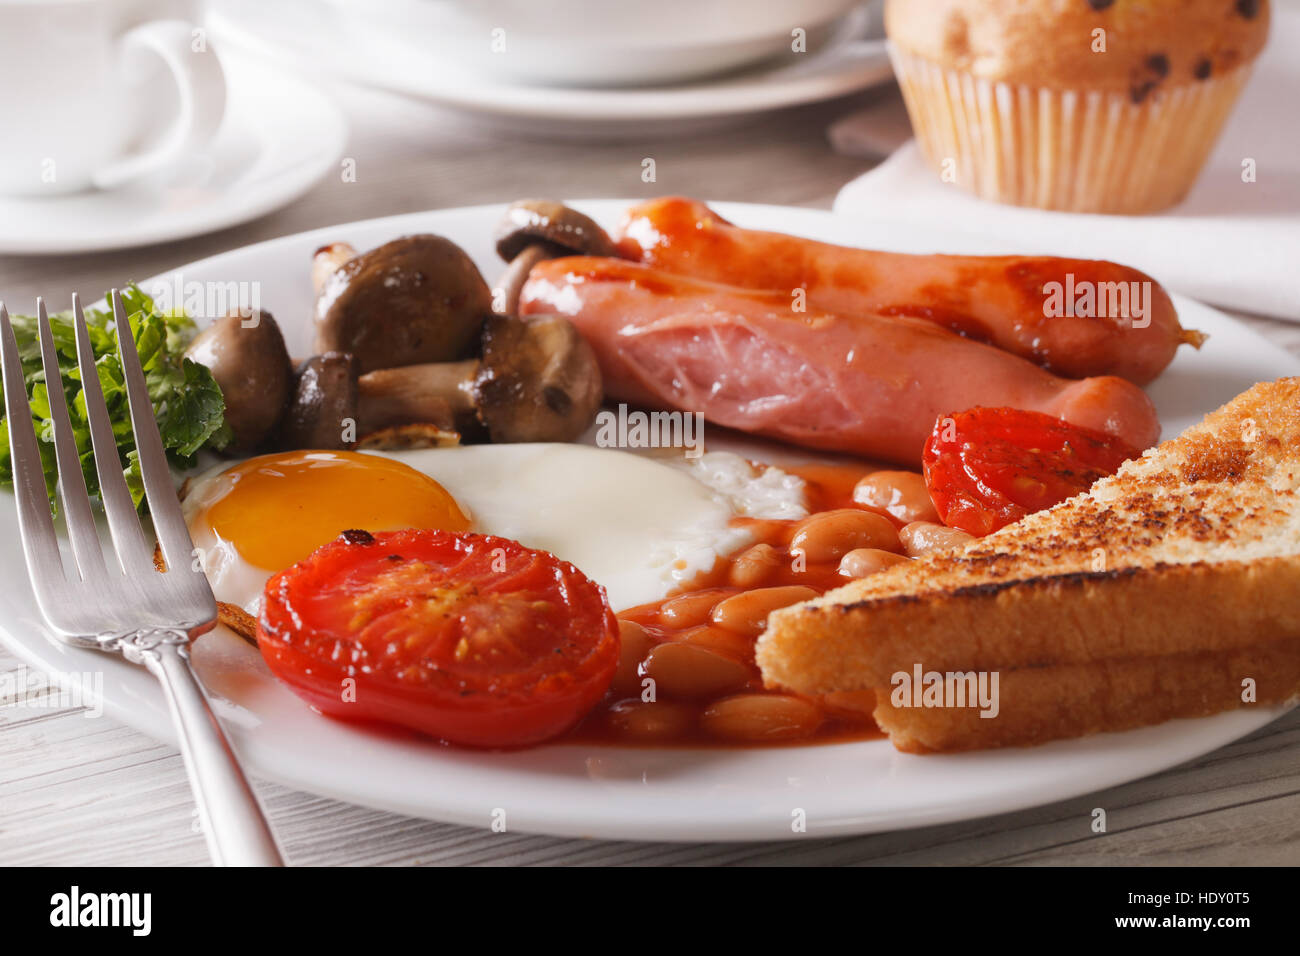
(757, 377, 1300, 750)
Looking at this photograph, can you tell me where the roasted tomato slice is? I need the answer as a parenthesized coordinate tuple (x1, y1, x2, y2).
(257, 528, 619, 748)
(922, 407, 1139, 536)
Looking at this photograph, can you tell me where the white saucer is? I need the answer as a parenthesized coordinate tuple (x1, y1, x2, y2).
(0, 56, 347, 255)
(208, 0, 894, 137)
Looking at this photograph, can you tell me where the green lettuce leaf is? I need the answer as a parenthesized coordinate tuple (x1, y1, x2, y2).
(0, 285, 228, 512)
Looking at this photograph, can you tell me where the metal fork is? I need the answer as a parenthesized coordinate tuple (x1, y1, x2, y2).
(0, 290, 283, 867)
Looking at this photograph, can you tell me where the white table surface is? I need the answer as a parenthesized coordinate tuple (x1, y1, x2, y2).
(2, 73, 1298, 867)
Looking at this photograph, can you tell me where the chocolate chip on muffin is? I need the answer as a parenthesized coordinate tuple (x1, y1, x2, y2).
(1236, 0, 1260, 19)
(1130, 81, 1156, 104)
(1194, 57, 1213, 80)
(1130, 54, 1172, 102)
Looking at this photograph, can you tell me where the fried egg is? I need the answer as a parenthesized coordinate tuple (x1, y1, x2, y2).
(182, 444, 807, 615)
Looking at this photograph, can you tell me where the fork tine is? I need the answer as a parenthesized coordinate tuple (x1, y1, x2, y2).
(111, 291, 212, 608)
(0, 303, 70, 615)
(35, 298, 107, 584)
(72, 294, 153, 573)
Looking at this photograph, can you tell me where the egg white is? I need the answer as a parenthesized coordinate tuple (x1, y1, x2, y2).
(183, 443, 807, 615)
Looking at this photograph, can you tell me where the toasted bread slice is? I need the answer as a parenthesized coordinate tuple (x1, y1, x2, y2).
(757, 378, 1300, 742)
(875, 637, 1300, 753)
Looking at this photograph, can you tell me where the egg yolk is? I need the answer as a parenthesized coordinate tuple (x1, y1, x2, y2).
(200, 451, 471, 571)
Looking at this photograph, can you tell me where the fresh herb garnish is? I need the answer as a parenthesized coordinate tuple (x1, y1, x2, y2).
(0, 285, 230, 512)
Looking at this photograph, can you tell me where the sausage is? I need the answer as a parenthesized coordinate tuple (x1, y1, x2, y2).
(615, 197, 1200, 385)
(520, 258, 1161, 465)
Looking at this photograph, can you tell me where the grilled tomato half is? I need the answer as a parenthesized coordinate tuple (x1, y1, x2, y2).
(257, 528, 620, 748)
(923, 407, 1139, 536)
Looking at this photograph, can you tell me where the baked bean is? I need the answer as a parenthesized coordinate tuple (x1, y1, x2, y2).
(728, 542, 781, 588)
(700, 694, 824, 741)
(853, 470, 939, 524)
(710, 585, 818, 638)
(641, 642, 752, 698)
(611, 620, 654, 697)
(659, 588, 733, 628)
(837, 548, 910, 579)
(790, 508, 900, 563)
(677, 625, 756, 663)
(899, 521, 975, 557)
(605, 699, 697, 741)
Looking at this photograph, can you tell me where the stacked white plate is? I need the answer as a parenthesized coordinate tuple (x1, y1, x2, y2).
(207, 0, 897, 136)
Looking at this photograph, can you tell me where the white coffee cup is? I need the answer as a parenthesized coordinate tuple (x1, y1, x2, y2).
(0, 0, 226, 196)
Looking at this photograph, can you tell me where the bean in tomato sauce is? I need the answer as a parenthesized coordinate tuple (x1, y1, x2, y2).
(564, 461, 923, 748)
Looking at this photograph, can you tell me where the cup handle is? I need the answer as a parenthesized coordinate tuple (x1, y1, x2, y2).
(91, 20, 226, 192)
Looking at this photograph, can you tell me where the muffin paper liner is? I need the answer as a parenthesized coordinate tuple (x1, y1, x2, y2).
(889, 46, 1254, 214)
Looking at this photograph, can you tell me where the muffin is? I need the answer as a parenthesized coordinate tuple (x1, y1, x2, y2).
(884, 0, 1271, 213)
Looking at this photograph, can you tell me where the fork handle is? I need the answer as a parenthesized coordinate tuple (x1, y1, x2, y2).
(143, 641, 285, 866)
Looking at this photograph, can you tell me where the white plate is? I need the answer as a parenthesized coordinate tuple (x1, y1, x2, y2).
(322, 0, 868, 88)
(0, 56, 347, 255)
(207, 1, 895, 137)
(2, 201, 1297, 842)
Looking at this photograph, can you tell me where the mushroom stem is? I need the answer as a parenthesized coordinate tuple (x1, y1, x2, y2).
(492, 200, 619, 318)
(312, 242, 358, 297)
(357, 360, 480, 434)
(493, 243, 553, 317)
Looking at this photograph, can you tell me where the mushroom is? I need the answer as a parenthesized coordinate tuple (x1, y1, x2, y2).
(493, 200, 618, 317)
(278, 352, 360, 450)
(276, 352, 473, 452)
(184, 309, 293, 453)
(473, 312, 603, 442)
(313, 234, 491, 374)
(311, 242, 357, 296)
(348, 313, 603, 445)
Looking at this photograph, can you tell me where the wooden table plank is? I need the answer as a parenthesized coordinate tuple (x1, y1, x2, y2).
(4, 642, 1298, 866)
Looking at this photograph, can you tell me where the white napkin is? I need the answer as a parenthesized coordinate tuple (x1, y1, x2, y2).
(832, 5, 1300, 322)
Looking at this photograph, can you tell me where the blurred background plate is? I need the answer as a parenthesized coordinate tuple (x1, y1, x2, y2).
(207, 0, 894, 138)
(321, 0, 867, 87)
